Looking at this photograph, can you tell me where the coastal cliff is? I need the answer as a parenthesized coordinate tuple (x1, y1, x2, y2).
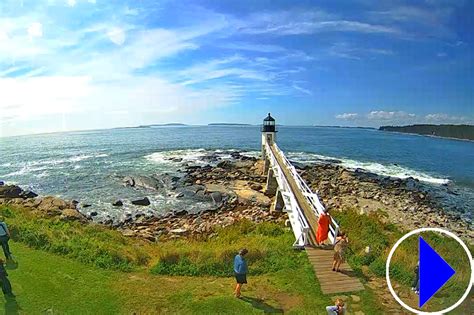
(379, 124, 474, 140)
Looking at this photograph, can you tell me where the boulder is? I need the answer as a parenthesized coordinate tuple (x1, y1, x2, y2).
(131, 197, 150, 206)
(123, 176, 135, 187)
(0, 185, 23, 199)
(217, 160, 233, 169)
(112, 200, 123, 207)
(36, 196, 68, 212)
(123, 175, 164, 191)
(20, 190, 38, 199)
(210, 191, 223, 204)
(60, 209, 86, 222)
(173, 209, 188, 216)
(121, 229, 135, 237)
(170, 228, 188, 235)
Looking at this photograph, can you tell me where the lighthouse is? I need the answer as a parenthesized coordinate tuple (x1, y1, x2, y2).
(261, 113, 276, 158)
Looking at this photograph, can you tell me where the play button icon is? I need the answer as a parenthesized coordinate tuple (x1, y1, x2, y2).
(419, 236, 456, 307)
(386, 228, 474, 314)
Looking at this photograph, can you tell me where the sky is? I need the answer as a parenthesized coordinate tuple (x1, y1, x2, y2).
(0, 0, 473, 136)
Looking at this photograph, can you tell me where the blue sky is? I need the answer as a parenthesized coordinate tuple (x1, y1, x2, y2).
(0, 0, 473, 136)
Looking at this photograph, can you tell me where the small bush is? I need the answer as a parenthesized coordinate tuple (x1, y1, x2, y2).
(369, 258, 386, 277)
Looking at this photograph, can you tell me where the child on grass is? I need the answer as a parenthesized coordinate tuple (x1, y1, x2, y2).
(326, 298, 345, 314)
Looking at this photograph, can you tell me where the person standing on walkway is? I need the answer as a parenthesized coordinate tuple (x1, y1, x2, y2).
(316, 208, 331, 246)
(0, 220, 12, 260)
(332, 232, 349, 272)
(233, 248, 248, 298)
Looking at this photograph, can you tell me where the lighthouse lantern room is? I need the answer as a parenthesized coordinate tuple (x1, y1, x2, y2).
(261, 113, 276, 157)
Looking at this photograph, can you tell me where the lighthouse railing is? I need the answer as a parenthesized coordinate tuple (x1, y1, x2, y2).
(264, 142, 309, 247)
(268, 142, 340, 245)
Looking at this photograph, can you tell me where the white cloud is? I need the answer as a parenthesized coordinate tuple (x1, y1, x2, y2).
(238, 10, 399, 36)
(27, 22, 43, 38)
(336, 113, 359, 120)
(219, 42, 287, 53)
(67, 0, 77, 7)
(107, 27, 125, 45)
(177, 56, 274, 85)
(328, 42, 394, 60)
(292, 84, 312, 96)
(0, 75, 240, 127)
(424, 113, 470, 123)
(0, 76, 92, 122)
(367, 110, 416, 120)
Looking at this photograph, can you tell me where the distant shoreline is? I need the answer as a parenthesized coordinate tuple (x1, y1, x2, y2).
(379, 129, 474, 143)
(380, 124, 474, 141)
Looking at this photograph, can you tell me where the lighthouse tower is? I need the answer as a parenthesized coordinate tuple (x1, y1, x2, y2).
(261, 113, 276, 157)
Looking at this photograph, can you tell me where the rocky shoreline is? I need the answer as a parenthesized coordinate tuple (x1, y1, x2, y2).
(0, 151, 472, 243)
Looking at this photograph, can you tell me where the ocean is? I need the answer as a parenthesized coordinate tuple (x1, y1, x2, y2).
(1, 126, 473, 223)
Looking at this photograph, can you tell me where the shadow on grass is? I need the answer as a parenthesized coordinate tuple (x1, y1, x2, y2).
(240, 296, 283, 314)
(339, 269, 358, 277)
(4, 296, 20, 315)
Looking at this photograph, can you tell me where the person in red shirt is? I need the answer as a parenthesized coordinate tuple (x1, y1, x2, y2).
(316, 208, 331, 246)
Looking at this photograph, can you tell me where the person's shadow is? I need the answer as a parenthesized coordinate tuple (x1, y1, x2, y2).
(240, 296, 284, 314)
(4, 296, 20, 315)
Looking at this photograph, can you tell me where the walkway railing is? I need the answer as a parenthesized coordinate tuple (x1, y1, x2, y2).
(265, 142, 340, 246)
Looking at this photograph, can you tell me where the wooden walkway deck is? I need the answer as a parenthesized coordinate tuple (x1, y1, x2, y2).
(268, 143, 364, 294)
(306, 247, 364, 294)
(269, 144, 319, 246)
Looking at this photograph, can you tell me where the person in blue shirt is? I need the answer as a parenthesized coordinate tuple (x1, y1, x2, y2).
(0, 220, 12, 260)
(233, 248, 248, 298)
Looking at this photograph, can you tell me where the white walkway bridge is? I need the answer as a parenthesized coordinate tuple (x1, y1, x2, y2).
(260, 113, 364, 294)
(263, 141, 340, 247)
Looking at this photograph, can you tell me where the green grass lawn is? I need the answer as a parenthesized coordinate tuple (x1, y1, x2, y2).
(5, 241, 384, 314)
(1, 204, 472, 314)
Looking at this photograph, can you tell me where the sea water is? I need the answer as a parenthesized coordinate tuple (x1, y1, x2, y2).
(1, 126, 472, 222)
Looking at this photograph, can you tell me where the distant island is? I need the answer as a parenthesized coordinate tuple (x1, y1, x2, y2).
(208, 123, 252, 126)
(314, 125, 376, 130)
(379, 124, 474, 141)
(137, 123, 188, 128)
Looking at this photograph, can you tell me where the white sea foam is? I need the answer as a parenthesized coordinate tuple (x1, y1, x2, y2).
(145, 149, 215, 166)
(145, 148, 449, 185)
(1, 153, 109, 177)
(287, 152, 450, 185)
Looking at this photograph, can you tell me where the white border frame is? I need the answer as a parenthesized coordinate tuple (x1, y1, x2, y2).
(385, 227, 474, 314)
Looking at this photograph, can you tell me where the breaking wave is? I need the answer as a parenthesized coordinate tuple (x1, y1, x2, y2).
(287, 152, 450, 185)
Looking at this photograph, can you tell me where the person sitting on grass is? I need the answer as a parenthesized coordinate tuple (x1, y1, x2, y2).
(233, 248, 248, 298)
(0, 219, 12, 261)
(332, 231, 349, 272)
(326, 298, 345, 314)
(0, 258, 14, 298)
